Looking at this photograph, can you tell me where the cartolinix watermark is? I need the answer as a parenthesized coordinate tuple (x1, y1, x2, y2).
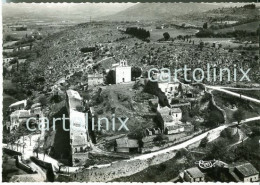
(148, 64, 251, 83)
(26, 113, 129, 132)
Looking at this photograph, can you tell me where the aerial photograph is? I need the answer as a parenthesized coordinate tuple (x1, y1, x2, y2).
(1, 2, 260, 183)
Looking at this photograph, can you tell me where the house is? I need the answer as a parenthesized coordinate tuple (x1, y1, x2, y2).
(115, 137, 139, 153)
(158, 82, 179, 95)
(165, 125, 184, 135)
(229, 162, 259, 182)
(184, 167, 205, 182)
(9, 100, 27, 111)
(71, 134, 90, 166)
(88, 73, 104, 86)
(30, 103, 42, 117)
(171, 108, 182, 122)
(157, 106, 183, 132)
(8, 110, 31, 132)
(111, 60, 131, 84)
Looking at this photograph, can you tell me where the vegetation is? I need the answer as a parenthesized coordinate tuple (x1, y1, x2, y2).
(126, 27, 150, 39)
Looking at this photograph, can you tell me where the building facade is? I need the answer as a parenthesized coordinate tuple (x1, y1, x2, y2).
(113, 60, 131, 84)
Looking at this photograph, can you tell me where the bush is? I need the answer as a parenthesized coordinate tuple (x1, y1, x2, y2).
(80, 47, 96, 53)
(196, 29, 214, 38)
(39, 96, 47, 107)
(50, 94, 62, 103)
(200, 137, 208, 148)
(76, 105, 85, 112)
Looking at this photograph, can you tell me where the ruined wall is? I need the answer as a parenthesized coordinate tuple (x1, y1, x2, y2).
(70, 151, 177, 182)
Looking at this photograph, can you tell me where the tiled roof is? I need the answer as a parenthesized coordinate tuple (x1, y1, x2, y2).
(67, 89, 82, 101)
(186, 167, 204, 178)
(116, 137, 139, 148)
(158, 106, 171, 115)
(171, 108, 182, 113)
(162, 115, 174, 123)
(9, 100, 27, 108)
(235, 163, 259, 177)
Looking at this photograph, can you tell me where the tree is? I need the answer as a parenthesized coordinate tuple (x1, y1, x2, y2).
(203, 22, 208, 29)
(105, 70, 115, 84)
(39, 96, 48, 107)
(131, 66, 142, 80)
(233, 109, 245, 125)
(207, 138, 228, 160)
(200, 137, 208, 148)
(163, 32, 170, 41)
(25, 99, 34, 110)
(206, 110, 223, 128)
(10, 58, 19, 71)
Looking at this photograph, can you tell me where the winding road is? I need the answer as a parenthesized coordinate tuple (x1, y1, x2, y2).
(206, 85, 260, 104)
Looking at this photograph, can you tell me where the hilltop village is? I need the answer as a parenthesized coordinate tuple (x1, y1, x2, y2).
(2, 3, 260, 183)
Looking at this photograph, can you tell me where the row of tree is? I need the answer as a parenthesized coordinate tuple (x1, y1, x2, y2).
(125, 27, 150, 39)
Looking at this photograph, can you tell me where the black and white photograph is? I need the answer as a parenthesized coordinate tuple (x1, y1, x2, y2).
(1, 1, 260, 183)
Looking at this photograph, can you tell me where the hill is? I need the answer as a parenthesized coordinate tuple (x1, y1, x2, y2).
(2, 3, 136, 24)
(101, 3, 249, 22)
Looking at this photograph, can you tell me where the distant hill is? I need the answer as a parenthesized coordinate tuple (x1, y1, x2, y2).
(2, 3, 136, 24)
(100, 3, 245, 22)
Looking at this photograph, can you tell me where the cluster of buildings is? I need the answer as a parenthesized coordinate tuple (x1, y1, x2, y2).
(6, 100, 42, 133)
(182, 162, 259, 183)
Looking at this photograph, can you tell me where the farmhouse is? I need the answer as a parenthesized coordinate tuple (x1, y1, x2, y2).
(88, 73, 104, 86)
(183, 167, 205, 182)
(115, 137, 139, 153)
(157, 105, 184, 134)
(229, 162, 259, 182)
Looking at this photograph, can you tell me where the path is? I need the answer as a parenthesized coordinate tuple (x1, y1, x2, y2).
(86, 116, 260, 169)
(206, 85, 260, 104)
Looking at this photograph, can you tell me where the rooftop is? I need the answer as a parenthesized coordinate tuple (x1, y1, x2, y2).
(116, 137, 139, 148)
(67, 89, 82, 101)
(186, 167, 204, 179)
(161, 115, 174, 123)
(9, 100, 27, 108)
(235, 163, 259, 177)
(171, 108, 182, 113)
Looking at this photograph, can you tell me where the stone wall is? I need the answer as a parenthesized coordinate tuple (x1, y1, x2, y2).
(15, 156, 36, 174)
(66, 151, 177, 182)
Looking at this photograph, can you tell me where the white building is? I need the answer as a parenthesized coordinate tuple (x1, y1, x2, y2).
(66, 90, 91, 166)
(157, 105, 183, 134)
(8, 110, 31, 132)
(112, 60, 131, 84)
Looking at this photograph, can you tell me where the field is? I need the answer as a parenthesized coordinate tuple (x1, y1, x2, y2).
(214, 21, 260, 34)
(143, 26, 198, 41)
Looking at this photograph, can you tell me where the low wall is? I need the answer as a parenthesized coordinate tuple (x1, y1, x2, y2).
(3, 148, 22, 156)
(31, 156, 55, 182)
(72, 151, 178, 182)
(57, 121, 227, 182)
(15, 156, 36, 174)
